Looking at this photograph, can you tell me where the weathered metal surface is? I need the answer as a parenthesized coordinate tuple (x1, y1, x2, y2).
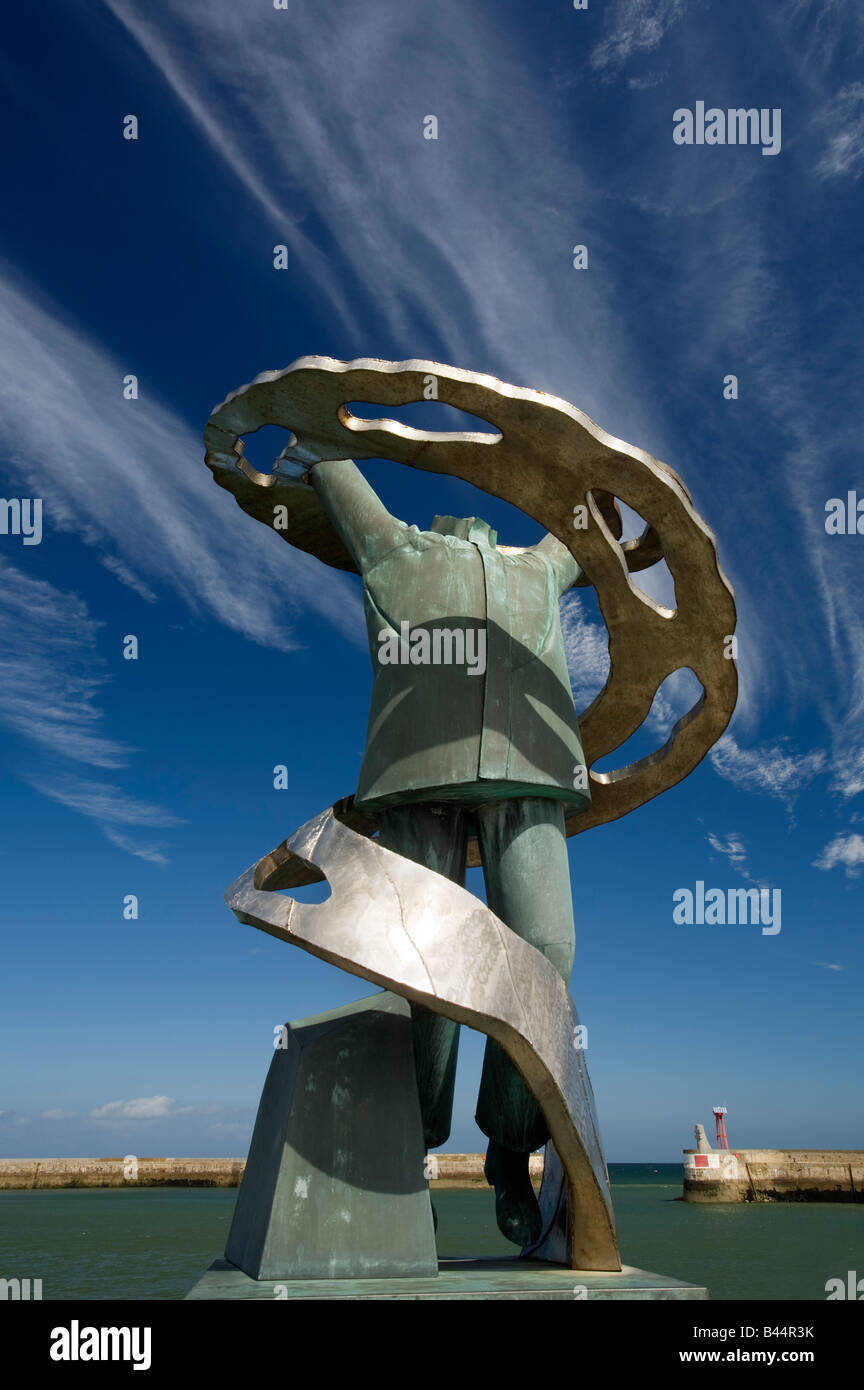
(225, 992, 437, 1280)
(294, 469, 591, 815)
(225, 804, 621, 1271)
(186, 1257, 708, 1300)
(205, 356, 737, 855)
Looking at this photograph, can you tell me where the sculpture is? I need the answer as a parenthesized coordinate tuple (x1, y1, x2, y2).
(204, 357, 737, 1278)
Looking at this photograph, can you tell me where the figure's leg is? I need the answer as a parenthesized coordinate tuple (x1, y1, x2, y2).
(375, 803, 468, 1151)
(474, 796, 575, 1244)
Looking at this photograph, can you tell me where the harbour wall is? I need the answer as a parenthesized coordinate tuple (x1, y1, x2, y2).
(0, 1153, 541, 1190)
(683, 1149, 864, 1202)
(0, 1158, 245, 1189)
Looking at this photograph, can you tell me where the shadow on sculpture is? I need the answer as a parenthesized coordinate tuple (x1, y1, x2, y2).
(203, 357, 737, 1284)
(225, 992, 437, 1280)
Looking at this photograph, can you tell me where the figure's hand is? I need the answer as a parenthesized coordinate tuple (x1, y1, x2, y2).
(275, 435, 325, 477)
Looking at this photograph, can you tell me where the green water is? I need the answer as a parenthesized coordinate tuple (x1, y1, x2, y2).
(0, 1165, 860, 1300)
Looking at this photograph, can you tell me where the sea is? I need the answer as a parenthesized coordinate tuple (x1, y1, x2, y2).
(1, 1164, 861, 1300)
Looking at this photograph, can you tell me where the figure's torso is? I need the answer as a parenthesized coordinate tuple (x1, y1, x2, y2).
(353, 526, 589, 814)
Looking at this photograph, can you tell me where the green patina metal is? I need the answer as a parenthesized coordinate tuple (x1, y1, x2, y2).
(225, 992, 437, 1280)
(309, 458, 590, 814)
(203, 357, 738, 1277)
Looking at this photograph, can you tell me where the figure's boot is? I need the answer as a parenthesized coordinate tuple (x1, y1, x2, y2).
(483, 1138, 542, 1247)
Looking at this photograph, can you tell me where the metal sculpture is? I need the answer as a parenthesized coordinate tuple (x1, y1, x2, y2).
(205, 357, 736, 1275)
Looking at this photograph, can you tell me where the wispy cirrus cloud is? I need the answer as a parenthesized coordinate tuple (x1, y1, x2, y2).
(94, 0, 804, 756)
(100, 0, 668, 452)
(61, 0, 864, 796)
(0, 560, 180, 862)
(561, 588, 704, 767)
(99, 556, 158, 604)
(710, 733, 826, 804)
(0, 265, 362, 652)
(560, 591, 610, 713)
(100, 826, 171, 867)
(813, 84, 864, 181)
(23, 775, 182, 828)
(23, 773, 182, 869)
(783, 1, 864, 77)
(589, 0, 688, 77)
(0, 560, 130, 768)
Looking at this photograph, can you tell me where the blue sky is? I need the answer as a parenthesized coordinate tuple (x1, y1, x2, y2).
(1, 0, 862, 1163)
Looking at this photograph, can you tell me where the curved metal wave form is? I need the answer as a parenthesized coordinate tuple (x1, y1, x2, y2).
(225, 804, 621, 1271)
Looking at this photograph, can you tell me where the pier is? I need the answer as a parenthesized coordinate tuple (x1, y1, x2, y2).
(683, 1148, 864, 1202)
(0, 1153, 541, 1190)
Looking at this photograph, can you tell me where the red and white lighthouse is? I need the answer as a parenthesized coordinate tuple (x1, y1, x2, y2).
(713, 1106, 729, 1149)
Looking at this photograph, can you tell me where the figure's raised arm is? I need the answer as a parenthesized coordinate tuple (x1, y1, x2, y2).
(304, 456, 407, 573)
(205, 434, 406, 576)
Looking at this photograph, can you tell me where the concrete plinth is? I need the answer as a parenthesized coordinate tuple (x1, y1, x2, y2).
(225, 990, 436, 1280)
(186, 1256, 707, 1300)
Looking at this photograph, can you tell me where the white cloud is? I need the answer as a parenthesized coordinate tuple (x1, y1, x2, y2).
(0, 560, 130, 768)
(831, 747, 864, 799)
(814, 84, 864, 181)
(560, 592, 610, 713)
(590, 0, 688, 76)
(0, 561, 183, 862)
(25, 774, 181, 828)
(707, 831, 749, 873)
(100, 556, 158, 604)
(812, 833, 864, 878)
(628, 70, 669, 91)
(710, 734, 826, 804)
(91, 1096, 177, 1121)
(100, 0, 669, 454)
(0, 265, 363, 652)
(89, 1096, 221, 1123)
(41, 1109, 75, 1120)
(784, 2, 864, 77)
(561, 591, 706, 756)
(22, 772, 180, 866)
(57, 0, 864, 781)
(100, 826, 170, 868)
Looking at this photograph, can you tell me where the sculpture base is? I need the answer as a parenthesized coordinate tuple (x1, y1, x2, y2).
(225, 990, 436, 1280)
(185, 1256, 707, 1300)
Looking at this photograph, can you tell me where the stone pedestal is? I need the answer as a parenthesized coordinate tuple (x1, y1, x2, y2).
(187, 1257, 708, 1300)
(225, 990, 436, 1279)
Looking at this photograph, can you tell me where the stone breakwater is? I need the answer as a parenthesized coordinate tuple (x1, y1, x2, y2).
(0, 1154, 542, 1190)
(683, 1149, 864, 1202)
(0, 1158, 245, 1189)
